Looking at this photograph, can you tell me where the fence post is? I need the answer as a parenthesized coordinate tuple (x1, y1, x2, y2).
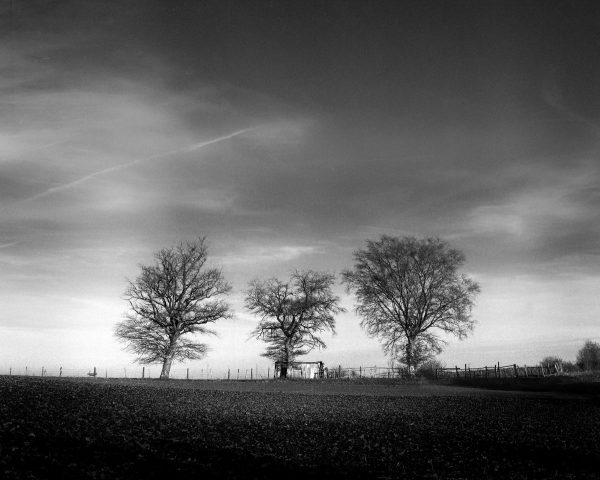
(514, 364, 518, 377)
(267, 367, 270, 379)
(228, 369, 230, 380)
(455, 366, 459, 378)
(186, 368, 189, 380)
(59, 366, 62, 377)
(142, 367, 145, 379)
(9, 367, 11, 376)
(485, 366, 488, 378)
(251, 368, 253, 381)
(359, 366, 362, 378)
(237, 368, 239, 380)
(26, 366, 28, 376)
(464, 364, 467, 378)
(338, 365, 341, 378)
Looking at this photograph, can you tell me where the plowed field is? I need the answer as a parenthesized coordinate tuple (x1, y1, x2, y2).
(1, 377, 599, 479)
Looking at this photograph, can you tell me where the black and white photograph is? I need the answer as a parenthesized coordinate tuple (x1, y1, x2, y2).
(1, 1, 600, 478)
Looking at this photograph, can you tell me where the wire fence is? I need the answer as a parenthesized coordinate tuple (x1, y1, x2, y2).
(0, 364, 407, 380)
(0, 362, 565, 381)
(436, 362, 563, 379)
(0, 366, 270, 381)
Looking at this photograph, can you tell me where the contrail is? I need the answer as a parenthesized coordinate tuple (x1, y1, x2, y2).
(22, 127, 255, 203)
(542, 76, 600, 137)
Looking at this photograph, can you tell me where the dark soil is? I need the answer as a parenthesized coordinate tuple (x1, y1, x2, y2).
(1, 376, 599, 479)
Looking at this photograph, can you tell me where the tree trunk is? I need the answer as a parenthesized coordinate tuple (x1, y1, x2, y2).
(279, 342, 290, 378)
(160, 354, 175, 379)
(405, 340, 414, 375)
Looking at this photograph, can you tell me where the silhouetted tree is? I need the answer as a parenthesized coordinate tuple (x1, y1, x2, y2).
(115, 237, 231, 379)
(246, 271, 344, 378)
(576, 340, 600, 371)
(342, 236, 480, 371)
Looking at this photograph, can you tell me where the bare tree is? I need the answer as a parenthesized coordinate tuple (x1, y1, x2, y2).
(245, 270, 344, 378)
(115, 237, 231, 379)
(342, 236, 480, 371)
(576, 340, 600, 371)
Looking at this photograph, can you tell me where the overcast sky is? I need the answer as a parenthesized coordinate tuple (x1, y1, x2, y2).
(1, 1, 599, 377)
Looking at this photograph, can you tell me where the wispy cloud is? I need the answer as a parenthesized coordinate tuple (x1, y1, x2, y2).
(20, 128, 255, 204)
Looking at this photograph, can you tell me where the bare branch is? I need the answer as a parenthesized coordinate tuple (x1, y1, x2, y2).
(114, 237, 231, 378)
(245, 270, 344, 373)
(342, 236, 480, 370)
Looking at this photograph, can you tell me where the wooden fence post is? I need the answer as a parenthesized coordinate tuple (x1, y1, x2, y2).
(464, 364, 467, 378)
(228, 369, 230, 380)
(267, 367, 270, 379)
(251, 368, 253, 381)
(142, 367, 145, 379)
(514, 364, 518, 377)
(455, 366, 459, 378)
(359, 366, 362, 378)
(186, 368, 189, 380)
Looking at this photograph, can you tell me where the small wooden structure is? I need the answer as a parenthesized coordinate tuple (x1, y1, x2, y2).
(274, 361, 324, 379)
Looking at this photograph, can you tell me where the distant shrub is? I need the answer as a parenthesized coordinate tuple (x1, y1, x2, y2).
(540, 356, 579, 373)
(561, 361, 578, 373)
(540, 356, 563, 366)
(416, 359, 445, 379)
(576, 341, 600, 371)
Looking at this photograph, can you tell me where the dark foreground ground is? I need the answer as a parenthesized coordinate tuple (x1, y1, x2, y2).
(1, 377, 599, 479)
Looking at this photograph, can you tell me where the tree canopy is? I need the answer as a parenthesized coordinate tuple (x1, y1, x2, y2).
(576, 340, 600, 371)
(115, 237, 231, 379)
(245, 270, 344, 377)
(342, 235, 480, 370)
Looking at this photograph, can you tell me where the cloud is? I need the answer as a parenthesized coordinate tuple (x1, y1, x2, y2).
(219, 245, 323, 267)
(20, 127, 256, 204)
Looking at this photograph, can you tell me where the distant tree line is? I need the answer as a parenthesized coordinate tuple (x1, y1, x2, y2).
(541, 340, 600, 373)
(115, 235, 481, 378)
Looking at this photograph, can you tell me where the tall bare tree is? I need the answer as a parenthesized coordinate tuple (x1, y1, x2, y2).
(115, 237, 231, 379)
(245, 270, 344, 378)
(576, 340, 600, 371)
(342, 236, 480, 371)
